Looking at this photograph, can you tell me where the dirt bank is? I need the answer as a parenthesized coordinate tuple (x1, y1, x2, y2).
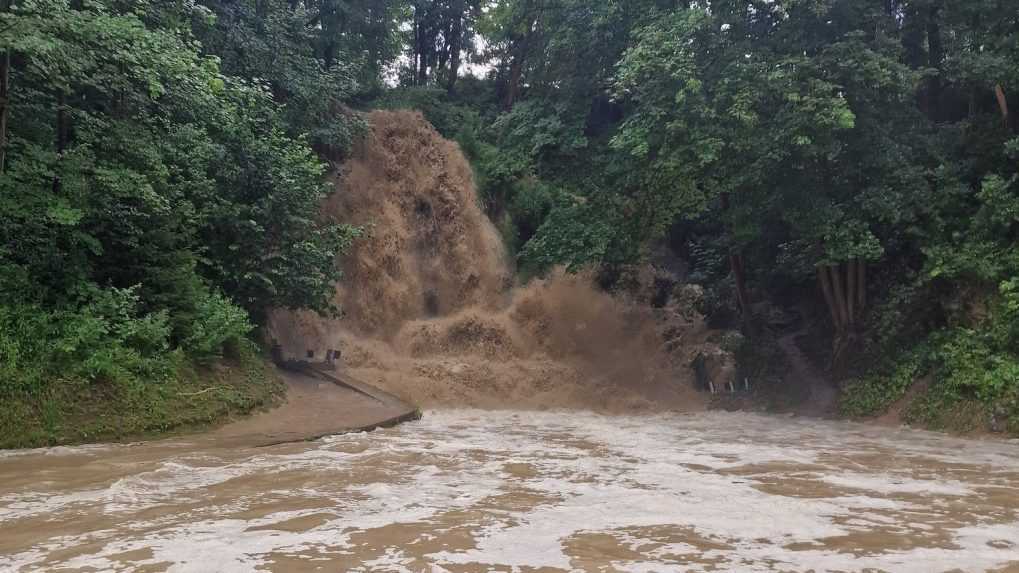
(269, 111, 709, 413)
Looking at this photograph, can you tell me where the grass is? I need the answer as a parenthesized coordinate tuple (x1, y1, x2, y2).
(0, 348, 285, 449)
(839, 351, 925, 419)
(904, 391, 987, 434)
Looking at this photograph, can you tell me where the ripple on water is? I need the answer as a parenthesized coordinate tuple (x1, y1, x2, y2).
(1, 410, 1018, 572)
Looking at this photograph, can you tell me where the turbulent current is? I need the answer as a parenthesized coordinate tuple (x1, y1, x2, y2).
(2, 410, 1019, 572)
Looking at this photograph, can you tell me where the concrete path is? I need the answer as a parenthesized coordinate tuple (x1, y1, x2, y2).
(214, 368, 420, 447)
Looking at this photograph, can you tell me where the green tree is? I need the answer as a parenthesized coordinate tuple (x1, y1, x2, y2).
(0, 0, 357, 384)
(613, 2, 926, 362)
(193, 0, 373, 155)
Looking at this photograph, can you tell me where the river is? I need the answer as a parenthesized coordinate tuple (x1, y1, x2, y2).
(2, 410, 1018, 572)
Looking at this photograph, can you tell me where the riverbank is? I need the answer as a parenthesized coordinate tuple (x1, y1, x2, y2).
(0, 351, 422, 451)
(0, 350, 284, 450)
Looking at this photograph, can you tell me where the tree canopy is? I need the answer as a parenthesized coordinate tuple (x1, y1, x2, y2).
(0, 0, 362, 389)
(3, 0, 1019, 432)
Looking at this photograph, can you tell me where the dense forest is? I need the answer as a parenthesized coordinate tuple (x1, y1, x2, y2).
(2, 0, 1019, 441)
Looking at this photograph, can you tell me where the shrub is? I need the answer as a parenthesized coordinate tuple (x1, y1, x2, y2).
(840, 349, 927, 418)
(0, 286, 177, 392)
(181, 291, 253, 362)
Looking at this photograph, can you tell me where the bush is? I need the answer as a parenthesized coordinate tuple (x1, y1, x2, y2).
(840, 349, 926, 418)
(371, 87, 480, 140)
(929, 327, 1019, 404)
(181, 291, 253, 362)
(0, 286, 177, 393)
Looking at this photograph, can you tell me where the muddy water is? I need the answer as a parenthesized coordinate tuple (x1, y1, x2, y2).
(2, 412, 1018, 572)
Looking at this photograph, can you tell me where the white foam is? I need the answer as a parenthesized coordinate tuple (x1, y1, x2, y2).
(2, 410, 1018, 572)
(821, 472, 975, 496)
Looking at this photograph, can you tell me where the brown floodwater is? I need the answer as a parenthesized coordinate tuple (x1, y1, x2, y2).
(1, 410, 1018, 572)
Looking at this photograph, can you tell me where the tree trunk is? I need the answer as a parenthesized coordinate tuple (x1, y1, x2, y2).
(414, 5, 429, 85)
(413, 15, 420, 85)
(925, 4, 944, 121)
(720, 193, 751, 326)
(320, 0, 344, 70)
(0, 0, 9, 174)
(503, 0, 536, 111)
(847, 261, 857, 324)
(884, 0, 897, 18)
(995, 85, 1011, 129)
(417, 49, 428, 85)
(0, 42, 9, 175)
(828, 264, 849, 332)
(856, 260, 866, 318)
(446, 3, 463, 95)
(436, 38, 450, 81)
(323, 39, 337, 70)
(730, 252, 750, 320)
(817, 259, 868, 371)
(818, 266, 840, 329)
(446, 48, 460, 94)
(901, 4, 925, 68)
(504, 55, 523, 110)
(255, 0, 267, 28)
(827, 264, 851, 371)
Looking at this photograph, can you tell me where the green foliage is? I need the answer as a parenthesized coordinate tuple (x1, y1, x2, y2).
(0, 344, 283, 449)
(518, 201, 617, 273)
(0, 0, 360, 444)
(615, 2, 923, 269)
(0, 287, 176, 392)
(194, 0, 390, 150)
(181, 292, 253, 362)
(371, 86, 482, 139)
(929, 328, 1019, 403)
(840, 349, 927, 418)
(507, 179, 559, 242)
(687, 235, 739, 323)
(490, 100, 588, 164)
(0, 0, 355, 321)
(841, 131, 1019, 428)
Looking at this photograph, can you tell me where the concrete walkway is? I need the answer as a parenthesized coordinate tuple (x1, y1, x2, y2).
(214, 368, 420, 447)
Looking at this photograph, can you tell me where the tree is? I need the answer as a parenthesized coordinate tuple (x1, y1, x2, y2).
(0, 0, 356, 353)
(193, 0, 369, 156)
(408, 0, 481, 92)
(613, 2, 927, 364)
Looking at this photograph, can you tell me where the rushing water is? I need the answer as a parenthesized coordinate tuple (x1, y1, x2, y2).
(2, 411, 1019, 572)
